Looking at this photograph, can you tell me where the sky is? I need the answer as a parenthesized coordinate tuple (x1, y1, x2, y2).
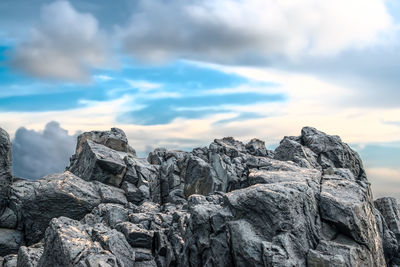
(0, 0, 400, 199)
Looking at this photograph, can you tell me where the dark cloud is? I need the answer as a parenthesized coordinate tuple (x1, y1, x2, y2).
(12, 121, 78, 179)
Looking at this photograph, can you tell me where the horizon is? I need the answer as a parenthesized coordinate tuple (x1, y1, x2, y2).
(1, 0, 400, 199)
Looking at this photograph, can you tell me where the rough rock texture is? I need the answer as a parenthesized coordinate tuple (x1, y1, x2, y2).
(0, 126, 396, 266)
(0, 128, 12, 215)
(375, 197, 400, 265)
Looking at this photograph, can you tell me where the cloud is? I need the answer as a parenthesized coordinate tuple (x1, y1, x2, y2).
(119, 0, 393, 63)
(11, 0, 112, 82)
(12, 121, 78, 179)
(126, 79, 162, 91)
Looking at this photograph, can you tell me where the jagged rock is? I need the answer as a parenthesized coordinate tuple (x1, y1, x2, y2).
(375, 197, 400, 264)
(183, 156, 219, 198)
(68, 140, 127, 187)
(122, 181, 149, 205)
(301, 127, 366, 181)
(16, 243, 43, 267)
(9, 172, 101, 245)
(2, 254, 17, 267)
(91, 223, 135, 266)
(74, 127, 136, 157)
(83, 203, 129, 229)
(275, 127, 366, 182)
(38, 217, 125, 267)
(184, 180, 321, 266)
(0, 128, 12, 215)
(0, 208, 17, 229)
(0, 126, 396, 266)
(319, 169, 385, 266)
(274, 136, 320, 169)
(375, 197, 400, 240)
(375, 208, 398, 262)
(308, 236, 377, 267)
(115, 222, 154, 249)
(0, 229, 23, 256)
(93, 181, 128, 205)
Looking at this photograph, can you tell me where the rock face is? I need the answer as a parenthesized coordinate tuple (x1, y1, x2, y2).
(0, 126, 396, 266)
(0, 128, 12, 215)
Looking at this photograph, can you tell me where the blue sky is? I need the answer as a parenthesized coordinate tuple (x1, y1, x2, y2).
(0, 0, 400, 199)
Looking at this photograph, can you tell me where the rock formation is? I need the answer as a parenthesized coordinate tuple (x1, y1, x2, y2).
(0, 126, 398, 266)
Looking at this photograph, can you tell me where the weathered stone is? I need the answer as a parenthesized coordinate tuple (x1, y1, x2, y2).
(0, 208, 17, 229)
(375, 208, 398, 262)
(375, 197, 400, 239)
(82, 203, 129, 229)
(2, 254, 17, 267)
(301, 127, 366, 181)
(0, 128, 12, 215)
(183, 156, 220, 198)
(319, 170, 385, 266)
(91, 223, 135, 266)
(122, 181, 149, 205)
(0, 229, 23, 256)
(308, 235, 379, 267)
(16, 243, 43, 267)
(245, 138, 273, 157)
(274, 136, 320, 169)
(93, 181, 127, 205)
(115, 222, 154, 249)
(0, 126, 394, 266)
(38, 217, 114, 267)
(74, 127, 135, 157)
(68, 140, 127, 186)
(10, 172, 101, 245)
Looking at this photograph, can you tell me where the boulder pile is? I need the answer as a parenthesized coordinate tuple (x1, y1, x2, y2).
(0, 126, 399, 266)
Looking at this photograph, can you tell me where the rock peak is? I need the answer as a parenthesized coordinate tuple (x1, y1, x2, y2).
(0, 126, 398, 266)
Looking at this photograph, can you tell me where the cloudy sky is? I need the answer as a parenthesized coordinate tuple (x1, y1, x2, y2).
(0, 0, 400, 198)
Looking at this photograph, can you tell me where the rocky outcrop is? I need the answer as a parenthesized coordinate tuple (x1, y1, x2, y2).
(0, 128, 12, 215)
(0, 126, 396, 266)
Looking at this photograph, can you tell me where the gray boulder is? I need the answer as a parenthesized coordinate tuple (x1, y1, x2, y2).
(375, 197, 400, 264)
(2, 254, 17, 267)
(0, 128, 12, 215)
(0, 229, 23, 257)
(68, 140, 127, 187)
(319, 169, 385, 266)
(73, 127, 135, 157)
(9, 172, 101, 245)
(38, 217, 122, 267)
(16, 243, 43, 267)
(274, 127, 366, 182)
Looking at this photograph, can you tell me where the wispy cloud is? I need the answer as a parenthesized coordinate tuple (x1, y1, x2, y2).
(125, 79, 162, 91)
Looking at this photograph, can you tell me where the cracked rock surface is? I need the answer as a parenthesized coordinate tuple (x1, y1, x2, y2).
(0, 126, 397, 266)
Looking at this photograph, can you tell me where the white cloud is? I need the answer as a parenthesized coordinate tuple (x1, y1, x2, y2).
(125, 79, 162, 91)
(11, 1, 112, 81)
(119, 0, 393, 63)
(94, 75, 113, 81)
